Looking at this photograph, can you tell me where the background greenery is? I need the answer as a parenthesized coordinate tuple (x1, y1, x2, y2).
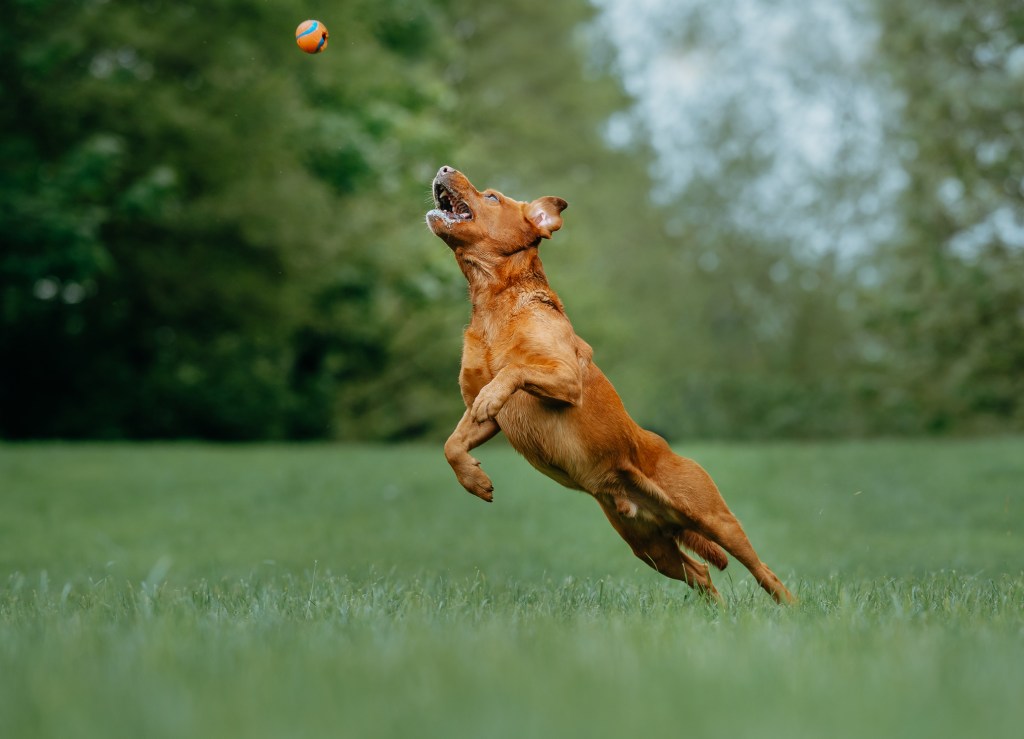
(2, 0, 1023, 441)
(2, 440, 1022, 738)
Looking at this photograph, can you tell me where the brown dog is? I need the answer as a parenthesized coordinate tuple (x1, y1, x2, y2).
(426, 165, 794, 604)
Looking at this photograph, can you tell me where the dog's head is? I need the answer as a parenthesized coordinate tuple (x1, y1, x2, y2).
(426, 166, 567, 253)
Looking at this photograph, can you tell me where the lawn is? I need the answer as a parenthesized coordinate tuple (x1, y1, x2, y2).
(1, 439, 1022, 738)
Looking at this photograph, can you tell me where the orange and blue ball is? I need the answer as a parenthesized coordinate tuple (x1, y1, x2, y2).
(295, 20, 328, 54)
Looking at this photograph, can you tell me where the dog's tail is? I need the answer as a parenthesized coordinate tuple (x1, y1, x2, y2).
(679, 530, 729, 571)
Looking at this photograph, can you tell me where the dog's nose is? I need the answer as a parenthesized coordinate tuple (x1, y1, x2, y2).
(437, 165, 455, 177)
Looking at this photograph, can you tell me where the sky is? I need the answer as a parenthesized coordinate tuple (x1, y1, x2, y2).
(589, 0, 907, 261)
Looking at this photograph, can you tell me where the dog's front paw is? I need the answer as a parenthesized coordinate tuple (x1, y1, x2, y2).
(457, 462, 495, 502)
(471, 383, 507, 423)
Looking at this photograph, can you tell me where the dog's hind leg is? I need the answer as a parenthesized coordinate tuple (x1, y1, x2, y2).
(679, 530, 729, 571)
(693, 510, 794, 604)
(444, 410, 500, 502)
(596, 498, 722, 604)
(625, 462, 793, 604)
(664, 460, 794, 603)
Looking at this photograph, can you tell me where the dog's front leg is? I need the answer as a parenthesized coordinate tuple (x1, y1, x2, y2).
(470, 361, 581, 423)
(444, 410, 500, 502)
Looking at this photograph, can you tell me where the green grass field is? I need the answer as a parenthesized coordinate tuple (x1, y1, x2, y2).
(2, 439, 1022, 738)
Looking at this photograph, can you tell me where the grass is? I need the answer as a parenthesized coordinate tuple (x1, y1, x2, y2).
(1, 438, 1023, 738)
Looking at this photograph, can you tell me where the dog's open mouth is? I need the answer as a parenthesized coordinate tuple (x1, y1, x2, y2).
(433, 182, 473, 221)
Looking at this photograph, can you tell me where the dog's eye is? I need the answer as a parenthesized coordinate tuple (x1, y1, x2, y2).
(484, 193, 500, 203)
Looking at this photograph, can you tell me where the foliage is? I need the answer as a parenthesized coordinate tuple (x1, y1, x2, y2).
(861, 0, 1024, 433)
(0, 0, 465, 440)
(1, 0, 1022, 439)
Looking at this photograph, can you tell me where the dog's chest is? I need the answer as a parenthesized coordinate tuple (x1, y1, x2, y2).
(459, 321, 517, 402)
(458, 323, 495, 403)
(459, 300, 524, 395)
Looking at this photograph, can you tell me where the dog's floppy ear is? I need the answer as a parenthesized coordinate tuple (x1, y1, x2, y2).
(526, 196, 568, 239)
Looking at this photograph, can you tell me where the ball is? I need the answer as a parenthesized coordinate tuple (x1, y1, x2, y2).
(295, 20, 329, 54)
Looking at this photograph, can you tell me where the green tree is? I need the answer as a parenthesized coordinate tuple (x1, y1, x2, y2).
(863, 0, 1024, 433)
(561, 1, 872, 439)
(1, 0, 463, 439)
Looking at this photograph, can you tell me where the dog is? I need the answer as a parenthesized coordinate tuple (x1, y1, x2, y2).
(426, 165, 794, 604)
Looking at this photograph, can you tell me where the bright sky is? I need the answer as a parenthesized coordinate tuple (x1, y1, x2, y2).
(590, 0, 906, 260)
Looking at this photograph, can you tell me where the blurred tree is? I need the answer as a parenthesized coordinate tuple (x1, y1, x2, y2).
(0, 0, 464, 439)
(563, 1, 875, 438)
(863, 0, 1024, 433)
(5, 0, 1020, 441)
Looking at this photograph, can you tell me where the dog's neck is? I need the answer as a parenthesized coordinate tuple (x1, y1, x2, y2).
(456, 245, 552, 309)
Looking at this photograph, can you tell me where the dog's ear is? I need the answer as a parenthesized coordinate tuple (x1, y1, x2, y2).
(526, 197, 568, 239)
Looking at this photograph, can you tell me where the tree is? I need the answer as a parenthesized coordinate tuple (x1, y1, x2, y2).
(0, 0, 464, 439)
(863, 0, 1024, 432)
(573, 0, 879, 438)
